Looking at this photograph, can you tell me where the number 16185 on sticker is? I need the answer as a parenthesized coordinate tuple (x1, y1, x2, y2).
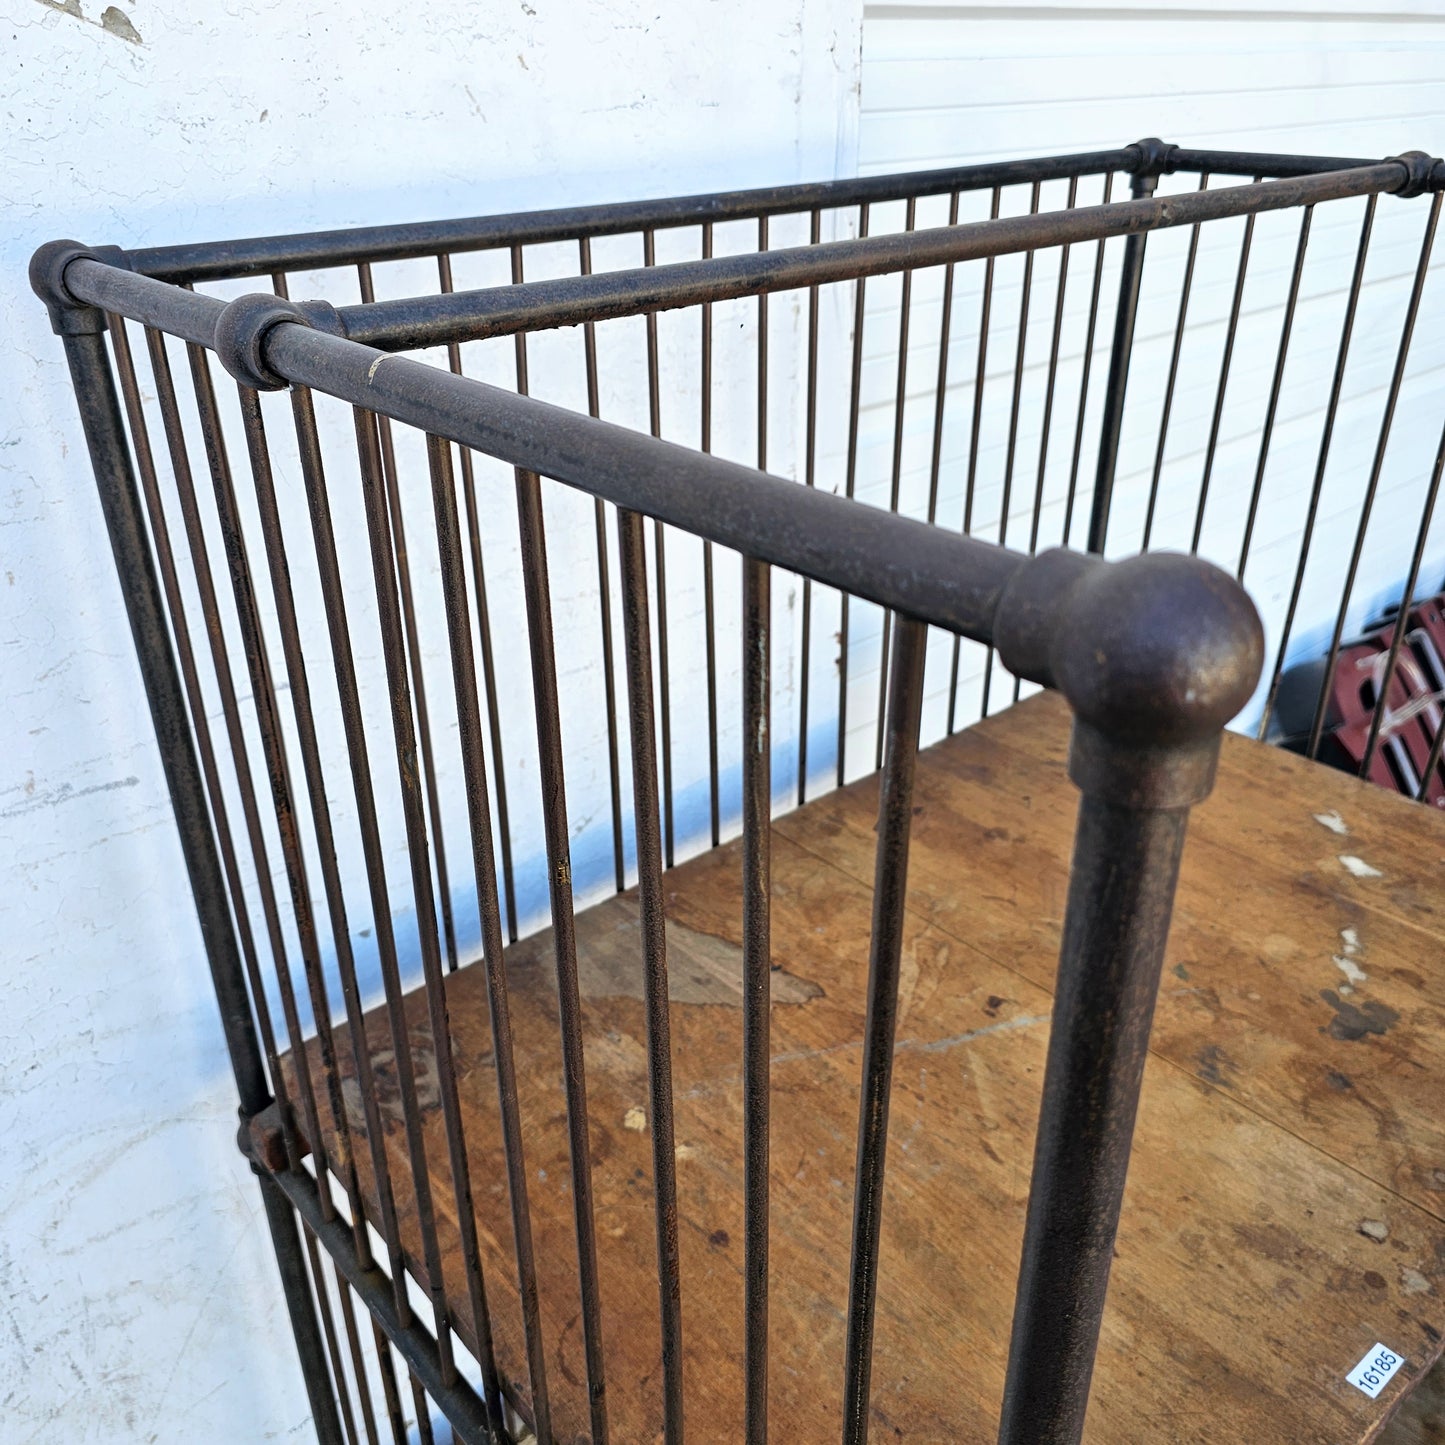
(1346, 1344, 1406, 1399)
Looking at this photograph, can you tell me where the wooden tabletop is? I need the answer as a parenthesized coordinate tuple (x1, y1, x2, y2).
(289, 692, 1445, 1443)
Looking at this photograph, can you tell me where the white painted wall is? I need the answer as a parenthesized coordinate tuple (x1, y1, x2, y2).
(1, 2, 860, 1438)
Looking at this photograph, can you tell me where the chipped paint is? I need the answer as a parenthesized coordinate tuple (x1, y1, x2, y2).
(1313, 809, 1349, 835)
(1339, 854, 1384, 879)
(1334, 955, 1367, 985)
(35, 0, 142, 43)
(100, 5, 141, 42)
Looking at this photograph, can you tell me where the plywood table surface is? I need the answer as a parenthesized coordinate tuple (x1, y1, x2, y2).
(287, 693, 1445, 1444)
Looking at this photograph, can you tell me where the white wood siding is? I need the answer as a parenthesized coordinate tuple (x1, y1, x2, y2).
(853, 1, 1445, 747)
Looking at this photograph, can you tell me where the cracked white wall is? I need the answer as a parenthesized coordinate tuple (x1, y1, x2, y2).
(1, 2, 861, 1438)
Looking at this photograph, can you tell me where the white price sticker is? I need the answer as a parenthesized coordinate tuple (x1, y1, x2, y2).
(1346, 1343, 1405, 1399)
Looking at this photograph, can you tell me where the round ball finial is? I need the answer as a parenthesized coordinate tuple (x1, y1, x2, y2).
(1051, 551, 1264, 749)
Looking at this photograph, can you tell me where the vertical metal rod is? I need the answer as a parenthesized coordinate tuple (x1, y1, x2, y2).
(62, 321, 266, 1110)
(926, 190, 963, 527)
(299, 1216, 363, 1445)
(333, 1272, 384, 1445)
(425, 433, 552, 1438)
(617, 508, 685, 1444)
(260, 1175, 348, 1445)
(511, 463, 611, 1444)
(577, 238, 628, 892)
(358, 262, 459, 970)
(798, 205, 823, 807)
(371, 1320, 410, 1445)
(1087, 169, 1158, 556)
(947, 185, 1001, 734)
(981, 180, 1040, 717)
(840, 616, 927, 1445)
(1237, 206, 1313, 581)
(997, 179, 1043, 552)
(758, 213, 770, 473)
(188, 343, 371, 1242)
(1140, 174, 1208, 550)
(838, 201, 872, 787)
(353, 407, 507, 1434)
(641, 229, 676, 867)
(107, 316, 298, 1163)
(752, 227, 774, 1355)
(386, 462, 459, 965)
(1062, 172, 1115, 549)
(411, 1374, 438, 1445)
(997, 797, 1192, 1445)
(595, 497, 627, 887)
(236, 387, 413, 1314)
(1190, 206, 1260, 554)
(743, 554, 773, 1445)
(1256, 197, 1377, 739)
(1025, 177, 1076, 554)
(1359, 413, 1445, 774)
(458, 449, 520, 941)
(436, 253, 521, 935)
(875, 198, 919, 771)
(143, 329, 334, 1223)
(1014, 178, 1078, 706)
(1190, 187, 1262, 556)
(700, 220, 722, 846)
(289, 385, 467, 1395)
(1307, 193, 1441, 760)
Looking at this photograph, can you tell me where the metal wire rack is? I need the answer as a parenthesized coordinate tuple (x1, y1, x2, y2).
(31, 137, 1445, 1445)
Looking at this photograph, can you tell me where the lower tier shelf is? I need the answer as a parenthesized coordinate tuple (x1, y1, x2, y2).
(284, 693, 1445, 1443)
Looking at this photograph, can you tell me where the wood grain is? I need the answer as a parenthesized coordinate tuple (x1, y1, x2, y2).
(286, 695, 1445, 1442)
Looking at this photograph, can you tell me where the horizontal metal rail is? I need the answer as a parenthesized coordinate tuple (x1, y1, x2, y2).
(124, 147, 1137, 283)
(114, 141, 1438, 285)
(62, 260, 1033, 643)
(68, 261, 225, 346)
(273, 324, 1030, 644)
(1167, 144, 1425, 179)
(71, 160, 1415, 367)
(330, 163, 1412, 349)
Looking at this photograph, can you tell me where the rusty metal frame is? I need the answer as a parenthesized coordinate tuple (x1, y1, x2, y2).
(32, 137, 1443, 1445)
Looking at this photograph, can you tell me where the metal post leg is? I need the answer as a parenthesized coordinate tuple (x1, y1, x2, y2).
(993, 546, 1264, 1445)
(996, 796, 1189, 1445)
(32, 246, 345, 1445)
(258, 1171, 348, 1445)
